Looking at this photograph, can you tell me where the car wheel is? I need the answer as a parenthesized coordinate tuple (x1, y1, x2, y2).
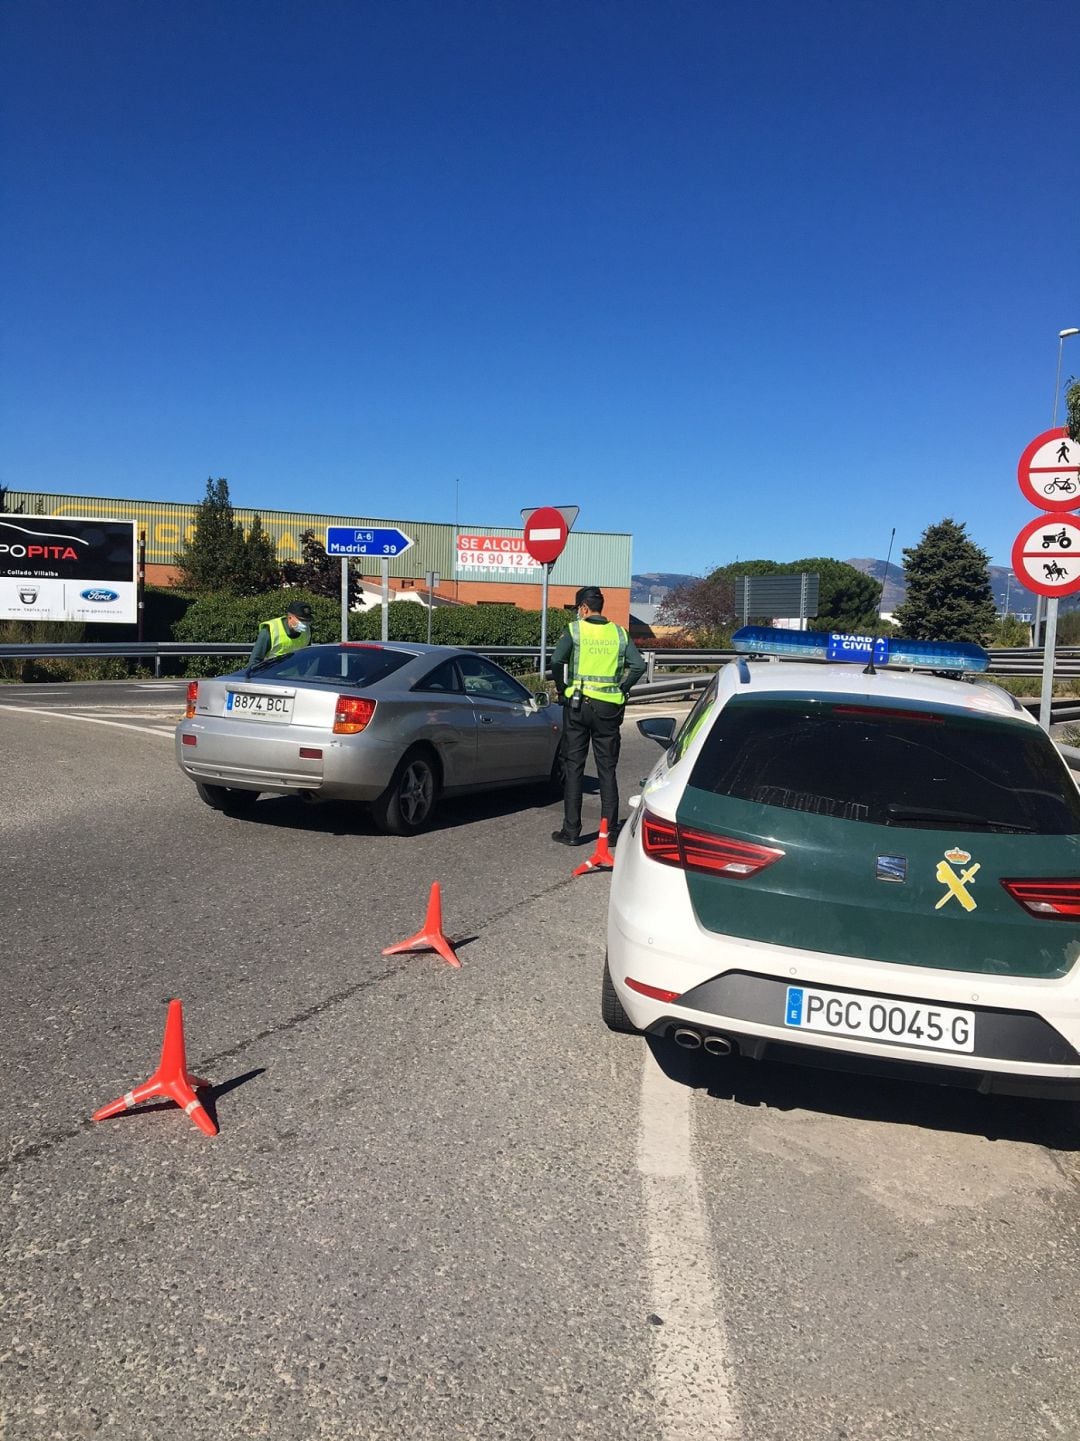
(194, 782, 260, 816)
(371, 747, 440, 835)
(601, 958, 638, 1034)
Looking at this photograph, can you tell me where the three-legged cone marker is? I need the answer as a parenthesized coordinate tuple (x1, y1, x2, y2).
(573, 819, 615, 878)
(93, 998, 217, 1137)
(382, 881, 461, 968)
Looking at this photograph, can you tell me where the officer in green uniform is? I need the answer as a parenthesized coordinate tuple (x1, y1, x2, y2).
(248, 601, 313, 666)
(549, 586, 646, 846)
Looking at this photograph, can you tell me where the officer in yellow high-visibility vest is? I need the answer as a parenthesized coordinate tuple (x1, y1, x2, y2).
(549, 587, 646, 846)
(248, 600, 313, 666)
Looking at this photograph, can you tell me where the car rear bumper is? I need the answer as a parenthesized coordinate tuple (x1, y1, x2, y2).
(607, 836, 1080, 1095)
(174, 719, 399, 801)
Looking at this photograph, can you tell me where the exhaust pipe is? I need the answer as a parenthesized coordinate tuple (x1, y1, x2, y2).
(702, 1034, 732, 1056)
(673, 1028, 702, 1050)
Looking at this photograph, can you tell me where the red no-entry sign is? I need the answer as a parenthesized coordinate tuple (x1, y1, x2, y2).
(1011, 513, 1080, 598)
(1017, 427, 1080, 512)
(522, 506, 570, 565)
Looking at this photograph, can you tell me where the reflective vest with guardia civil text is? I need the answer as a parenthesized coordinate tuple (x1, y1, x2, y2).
(567, 618, 627, 703)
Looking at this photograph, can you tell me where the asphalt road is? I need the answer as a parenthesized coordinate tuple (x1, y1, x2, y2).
(2, 681, 1079, 1441)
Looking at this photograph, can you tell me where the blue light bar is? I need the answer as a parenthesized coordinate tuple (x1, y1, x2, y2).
(732, 626, 989, 673)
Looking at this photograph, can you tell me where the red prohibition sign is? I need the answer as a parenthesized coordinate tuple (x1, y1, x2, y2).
(522, 506, 569, 565)
(1017, 427, 1080, 512)
(1011, 513, 1080, 598)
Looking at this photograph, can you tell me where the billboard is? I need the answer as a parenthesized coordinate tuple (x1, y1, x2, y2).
(454, 533, 542, 582)
(0, 516, 137, 624)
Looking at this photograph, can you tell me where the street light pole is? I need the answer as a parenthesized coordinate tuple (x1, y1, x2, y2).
(878, 526, 895, 622)
(1052, 328, 1080, 428)
(1039, 328, 1079, 730)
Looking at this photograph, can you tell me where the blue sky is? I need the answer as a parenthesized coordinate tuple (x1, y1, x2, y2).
(1, 0, 1077, 578)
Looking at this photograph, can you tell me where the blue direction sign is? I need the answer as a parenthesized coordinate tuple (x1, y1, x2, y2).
(325, 526, 414, 557)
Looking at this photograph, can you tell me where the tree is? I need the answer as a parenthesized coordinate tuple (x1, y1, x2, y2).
(1055, 608, 1080, 646)
(991, 614, 1032, 647)
(282, 529, 364, 606)
(0, 487, 25, 513)
(1067, 377, 1080, 444)
(786, 556, 883, 632)
(656, 571, 737, 643)
(173, 477, 246, 592)
(892, 518, 997, 644)
(657, 555, 883, 642)
(234, 514, 282, 596)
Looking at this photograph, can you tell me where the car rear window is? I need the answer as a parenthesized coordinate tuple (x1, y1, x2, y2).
(687, 695, 1080, 835)
(252, 646, 412, 688)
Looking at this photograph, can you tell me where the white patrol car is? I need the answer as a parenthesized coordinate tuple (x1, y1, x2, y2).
(604, 627, 1080, 1099)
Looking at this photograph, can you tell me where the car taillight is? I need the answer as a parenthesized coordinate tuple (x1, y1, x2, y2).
(185, 681, 198, 719)
(626, 977, 681, 1003)
(641, 809, 784, 877)
(642, 810, 681, 865)
(1001, 879, 1080, 920)
(333, 696, 376, 735)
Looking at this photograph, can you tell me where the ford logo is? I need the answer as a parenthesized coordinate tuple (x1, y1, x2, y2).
(80, 588, 119, 603)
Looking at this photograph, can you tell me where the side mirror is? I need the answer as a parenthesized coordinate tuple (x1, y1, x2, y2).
(637, 716, 677, 747)
(532, 691, 549, 708)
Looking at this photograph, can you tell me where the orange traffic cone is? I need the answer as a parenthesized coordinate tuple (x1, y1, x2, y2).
(382, 881, 461, 969)
(93, 998, 217, 1137)
(573, 819, 615, 877)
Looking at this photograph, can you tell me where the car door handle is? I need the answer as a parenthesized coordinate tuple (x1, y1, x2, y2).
(479, 715, 495, 724)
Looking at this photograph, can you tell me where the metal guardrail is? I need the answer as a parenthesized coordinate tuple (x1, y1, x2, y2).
(4, 642, 1080, 702)
(5, 640, 1080, 670)
(642, 647, 1080, 681)
(0, 642, 549, 661)
(0, 640, 554, 678)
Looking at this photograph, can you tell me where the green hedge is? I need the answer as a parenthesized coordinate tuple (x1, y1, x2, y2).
(172, 592, 573, 676)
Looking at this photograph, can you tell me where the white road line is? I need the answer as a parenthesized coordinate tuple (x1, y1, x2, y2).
(638, 1049, 741, 1440)
(0, 703, 175, 738)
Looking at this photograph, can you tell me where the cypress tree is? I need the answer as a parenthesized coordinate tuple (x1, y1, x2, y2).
(893, 518, 997, 644)
(236, 514, 282, 596)
(174, 477, 246, 592)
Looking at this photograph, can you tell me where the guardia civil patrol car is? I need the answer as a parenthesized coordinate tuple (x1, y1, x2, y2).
(604, 627, 1080, 1098)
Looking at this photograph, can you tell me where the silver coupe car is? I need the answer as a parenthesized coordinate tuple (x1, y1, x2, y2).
(175, 642, 564, 834)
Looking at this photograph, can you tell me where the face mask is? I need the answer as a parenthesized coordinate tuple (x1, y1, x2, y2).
(295, 621, 309, 633)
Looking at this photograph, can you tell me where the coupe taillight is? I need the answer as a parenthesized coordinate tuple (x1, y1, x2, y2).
(641, 808, 784, 877)
(185, 681, 198, 719)
(333, 696, 376, 735)
(1001, 879, 1080, 920)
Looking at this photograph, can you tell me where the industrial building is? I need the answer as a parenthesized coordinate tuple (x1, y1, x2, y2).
(3, 491, 633, 625)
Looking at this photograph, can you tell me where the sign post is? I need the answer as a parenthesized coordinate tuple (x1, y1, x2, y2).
(326, 526, 414, 647)
(425, 571, 440, 644)
(521, 506, 576, 682)
(1016, 431, 1080, 731)
(1018, 426, 1080, 644)
(1012, 511, 1080, 730)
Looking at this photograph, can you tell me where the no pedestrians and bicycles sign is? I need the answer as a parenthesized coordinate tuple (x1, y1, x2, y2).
(1017, 428, 1080, 512)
